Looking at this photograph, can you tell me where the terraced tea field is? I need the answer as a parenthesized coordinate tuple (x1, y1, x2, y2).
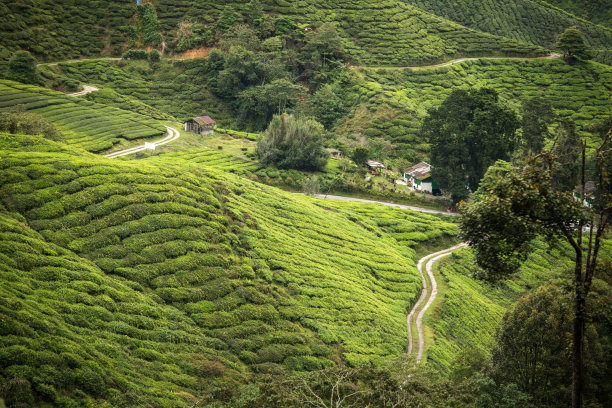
(145, 148, 260, 174)
(0, 80, 166, 153)
(346, 58, 612, 159)
(0, 133, 463, 405)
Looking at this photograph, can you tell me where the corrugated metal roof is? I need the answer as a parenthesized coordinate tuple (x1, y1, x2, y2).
(193, 115, 216, 125)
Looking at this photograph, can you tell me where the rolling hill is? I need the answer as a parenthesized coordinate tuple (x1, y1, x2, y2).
(0, 133, 458, 406)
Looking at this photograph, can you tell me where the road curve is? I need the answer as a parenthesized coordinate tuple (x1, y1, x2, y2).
(104, 125, 180, 159)
(307, 194, 456, 216)
(68, 85, 98, 97)
(408, 243, 467, 364)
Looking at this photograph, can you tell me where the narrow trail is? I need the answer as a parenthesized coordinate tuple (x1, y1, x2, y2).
(407, 243, 467, 364)
(37, 57, 122, 66)
(306, 194, 456, 216)
(351, 53, 561, 70)
(104, 125, 180, 159)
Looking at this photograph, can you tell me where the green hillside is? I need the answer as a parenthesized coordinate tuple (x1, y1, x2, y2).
(405, 0, 612, 64)
(0, 80, 166, 153)
(1, 0, 546, 66)
(424, 244, 575, 373)
(43, 59, 234, 124)
(541, 0, 612, 28)
(343, 58, 612, 160)
(0, 133, 458, 406)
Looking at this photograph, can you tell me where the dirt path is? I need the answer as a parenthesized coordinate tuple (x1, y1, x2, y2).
(67, 85, 98, 97)
(407, 243, 467, 364)
(352, 53, 561, 70)
(104, 125, 180, 159)
(37, 57, 122, 67)
(307, 194, 456, 216)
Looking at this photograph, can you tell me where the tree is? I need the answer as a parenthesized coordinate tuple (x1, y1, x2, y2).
(459, 130, 611, 407)
(552, 120, 581, 191)
(0, 109, 62, 141)
(5, 51, 41, 85)
(521, 97, 554, 155)
(421, 88, 519, 202)
(351, 146, 369, 168)
(556, 26, 591, 64)
(257, 114, 328, 171)
(307, 85, 346, 130)
(149, 49, 161, 62)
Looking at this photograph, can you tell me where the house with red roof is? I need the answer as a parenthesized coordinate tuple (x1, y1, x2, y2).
(185, 116, 216, 135)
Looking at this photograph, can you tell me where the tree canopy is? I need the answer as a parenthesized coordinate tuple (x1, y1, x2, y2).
(5, 51, 41, 85)
(421, 88, 519, 201)
(520, 96, 554, 155)
(256, 114, 328, 171)
(556, 26, 592, 63)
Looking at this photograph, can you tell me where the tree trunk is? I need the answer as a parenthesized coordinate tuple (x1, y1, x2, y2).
(572, 286, 585, 408)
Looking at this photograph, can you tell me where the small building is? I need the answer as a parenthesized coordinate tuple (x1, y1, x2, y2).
(327, 148, 343, 159)
(404, 161, 441, 195)
(367, 160, 385, 174)
(573, 181, 596, 207)
(185, 116, 216, 135)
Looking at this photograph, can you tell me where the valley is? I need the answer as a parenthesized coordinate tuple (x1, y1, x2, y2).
(0, 1, 610, 407)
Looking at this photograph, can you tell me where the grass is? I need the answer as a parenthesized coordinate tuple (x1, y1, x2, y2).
(0, 132, 461, 406)
(0, 80, 166, 153)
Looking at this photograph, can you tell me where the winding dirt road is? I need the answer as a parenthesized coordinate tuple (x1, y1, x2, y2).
(307, 194, 456, 216)
(104, 125, 180, 159)
(67, 85, 98, 97)
(407, 243, 467, 364)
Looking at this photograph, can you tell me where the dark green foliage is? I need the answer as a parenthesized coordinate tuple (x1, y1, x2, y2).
(307, 85, 346, 130)
(0, 109, 62, 141)
(490, 283, 608, 407)
(137, 3, 163, 47)
(257, 114, 328, 171)
(543, 0, 612, 28)
(556, 26, 592, 63)
(459, 159, 583, 280)
(421, 87, 519, 201)
(122, 49, 148, 60)
(351, 146, 369, 167)
(5, 51, 41, 85)
(551, 120, 581, 191)
(149, 49, 161, 62)
(520, 96, 554, 155)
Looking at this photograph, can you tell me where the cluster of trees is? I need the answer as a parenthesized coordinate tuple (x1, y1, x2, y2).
(129, 3, 163, 48)
(201, 7, 350, 132)
(4, 50, 41, 85)
(0, 108, 62, 141)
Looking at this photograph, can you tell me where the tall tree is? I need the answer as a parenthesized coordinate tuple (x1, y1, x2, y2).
(459, 129, 611, 407)
(421, 88, 519, 202)
(552, 120, 581, 191)
(521, 96, 554, 155)
(5, 51, 41, 85)
(556, 26, 592, 64)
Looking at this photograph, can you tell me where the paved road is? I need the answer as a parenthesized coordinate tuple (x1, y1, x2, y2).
(67, 85, 98, 97)
(104, 125, 180, 159)
(308, 194, 456, 216)
(407, 243, 467, 364)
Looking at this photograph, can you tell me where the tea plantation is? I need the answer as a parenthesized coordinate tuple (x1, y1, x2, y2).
(404, 0, 612, 64)
(0, 133, 461, 406)
(45, 59, 234, 125)
(0, 80, 166, 153)
(344, 58, 612, 159)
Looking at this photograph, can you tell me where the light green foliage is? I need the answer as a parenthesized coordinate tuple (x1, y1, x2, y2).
(0, 80, 165, 152)
(405, 0, 612, 64)
(426, 245, 575, 373)
(0, 133, 459, 405)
